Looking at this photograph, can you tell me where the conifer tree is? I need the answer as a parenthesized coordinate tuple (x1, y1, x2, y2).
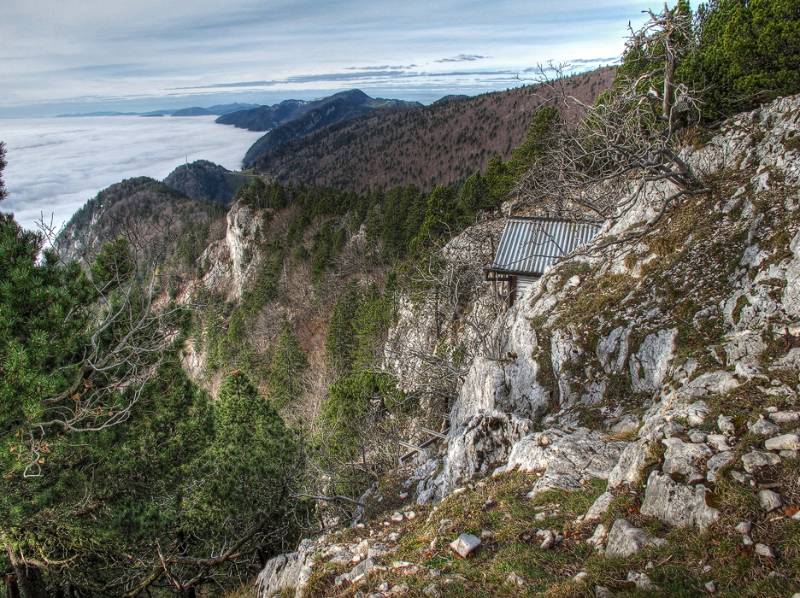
(267, 321, 309, 409)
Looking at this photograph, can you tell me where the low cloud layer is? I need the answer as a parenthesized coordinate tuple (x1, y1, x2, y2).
(0, 116, 262, 231)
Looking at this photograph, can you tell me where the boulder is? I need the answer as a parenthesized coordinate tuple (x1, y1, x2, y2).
(661, 438, 712, 483)
(605, 518, 666, 558)
(764, 433, 800, 451)
(640, 472, 719, 530)
(741, 450, 781, 474)
(501, 428, 627, 497)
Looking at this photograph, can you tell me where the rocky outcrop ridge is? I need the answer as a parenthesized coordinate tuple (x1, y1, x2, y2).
(256, 94, 800, 597)
(198, 199, 265, 301)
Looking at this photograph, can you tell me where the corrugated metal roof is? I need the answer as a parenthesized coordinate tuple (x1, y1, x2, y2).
(490, 217, 601, 276)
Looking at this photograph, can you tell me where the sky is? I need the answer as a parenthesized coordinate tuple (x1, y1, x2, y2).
(1, 0, 655, 117)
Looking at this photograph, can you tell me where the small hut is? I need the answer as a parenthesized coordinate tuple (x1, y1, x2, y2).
(486, 216, 601, 303)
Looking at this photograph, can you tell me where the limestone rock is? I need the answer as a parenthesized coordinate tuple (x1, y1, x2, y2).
(741, 450, 781, 474)
(335, 557, 375, 586)
(605, 518, 666, 558)
(608, 438, 659, 489)
(706, 451, 735, 482)
(706, 434, 731, 452)
(662, 438, 712, 483)
(758, 489, 782, 512)
(627, 571, 656, 591)
(640, 472, 720, 530)
(449, 533, 481, 558)
(717, 414, 736, 435)
(587, 523, 608, 551)
(748, 418, 780, 436)
(764, 433, 800, 451)
(502, 428, 626, 497)
(629, 329, 677, 394)
(584, 491, 614, 522)
(428, 411, 531, 501)
(769, 411, 800, 424)
(256, 539, 315, 598)
(754, 543, 776, 558)
(597, 326, 630, 374)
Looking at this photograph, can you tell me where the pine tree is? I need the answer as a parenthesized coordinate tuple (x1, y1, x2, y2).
(267, 321, 309, 409)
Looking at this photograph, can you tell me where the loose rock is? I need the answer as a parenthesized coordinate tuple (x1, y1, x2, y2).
(718, 415, 736, 435)
(741, 451, 781, 474)
(758, 489, 782, 511)
(769, 411, 800, 424)
(764, 433, 800, 451)
(748, 418, 780, 436)
(449, 533, 481, 558)
(755, 543, 776, 558)
(605, 518, 666, 558)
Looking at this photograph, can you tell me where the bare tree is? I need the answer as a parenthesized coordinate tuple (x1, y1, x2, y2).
(517, 3, 706, 233)
(23, 218, 184, 478)
(0, 141, 7, 201)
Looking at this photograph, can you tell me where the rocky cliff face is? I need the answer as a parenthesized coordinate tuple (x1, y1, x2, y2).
(196, 199, 266, 301)
(256, 95, 800, 597)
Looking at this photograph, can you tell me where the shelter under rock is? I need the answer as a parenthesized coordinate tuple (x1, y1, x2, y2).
(486, 216, 601, 303)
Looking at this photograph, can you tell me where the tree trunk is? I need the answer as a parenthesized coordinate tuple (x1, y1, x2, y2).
(662, 3, 676, 120)
(4, 573, 21, 598)
(14, 567, 47, 598)
(5, 545, 46, 598)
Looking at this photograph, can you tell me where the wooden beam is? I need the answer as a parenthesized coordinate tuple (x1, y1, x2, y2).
(419, 426, 448, 439)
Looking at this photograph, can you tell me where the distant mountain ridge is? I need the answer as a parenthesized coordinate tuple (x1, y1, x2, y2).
(214, 99, 309, 131)
(239, 89, 421, 167)
(57, 103, 258, 118)
(247, 68, 616, 192)
(216, 89, 420, 133)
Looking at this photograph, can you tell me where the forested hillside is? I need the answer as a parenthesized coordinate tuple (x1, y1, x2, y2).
(249, 68, 614, 192)
(241, 89, 421, 167)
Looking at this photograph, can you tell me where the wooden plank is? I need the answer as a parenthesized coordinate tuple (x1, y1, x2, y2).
(397, 428, 450, 463)
(398, 440, 423, 452)
(419, 426, 447, 439)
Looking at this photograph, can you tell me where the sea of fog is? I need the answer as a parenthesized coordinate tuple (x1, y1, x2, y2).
(0, 115, 263, 231)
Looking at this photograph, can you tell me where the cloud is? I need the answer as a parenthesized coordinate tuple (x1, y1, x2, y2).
(169, 67, 521, 92)
(1, 0, 655, 115)
(0, 115, 262, 231)
(435, 54, 488, 63)
(344, 64, 417, 71)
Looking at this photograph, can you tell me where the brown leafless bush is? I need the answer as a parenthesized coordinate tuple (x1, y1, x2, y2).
(517, 4, 707, 234)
